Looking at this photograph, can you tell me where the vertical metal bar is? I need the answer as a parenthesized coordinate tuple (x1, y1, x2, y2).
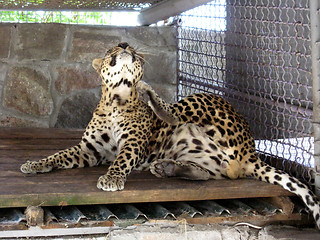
(310, 0, 320, 197)
(175, 20, 179, 102)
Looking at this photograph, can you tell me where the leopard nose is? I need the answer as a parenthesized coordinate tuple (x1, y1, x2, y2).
(118, 42, 129, 49)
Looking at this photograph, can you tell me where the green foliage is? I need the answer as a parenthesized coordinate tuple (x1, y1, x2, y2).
(0, 10, 116, 24)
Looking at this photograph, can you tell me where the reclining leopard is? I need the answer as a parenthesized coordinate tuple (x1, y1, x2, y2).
(20, 42, 320, 228)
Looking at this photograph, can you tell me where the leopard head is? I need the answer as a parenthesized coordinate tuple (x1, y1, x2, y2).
(92, 42, 144, 88)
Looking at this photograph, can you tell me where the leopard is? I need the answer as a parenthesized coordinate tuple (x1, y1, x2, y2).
(20, 42, 320, 228)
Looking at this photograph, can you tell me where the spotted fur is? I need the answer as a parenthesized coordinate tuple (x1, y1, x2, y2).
(21, 43, 320, 228)
(136, 81, 320, 229)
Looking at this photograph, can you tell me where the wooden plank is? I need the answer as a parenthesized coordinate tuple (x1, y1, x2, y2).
(0, 166, 293, 208)
(0, 144, 77, 150)
(0, 127, 83, 139)
(1, 149, 62, 158)
(0, 179, 293, 208)
(0, 139, 79, 150)
(184, 213, 309, 226)
(0, 127, 294, 209)
(0, 139, 79, 145)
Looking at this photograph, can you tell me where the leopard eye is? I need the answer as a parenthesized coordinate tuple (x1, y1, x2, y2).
(105, 49, 112, 55)
(110, 55, 117, 67)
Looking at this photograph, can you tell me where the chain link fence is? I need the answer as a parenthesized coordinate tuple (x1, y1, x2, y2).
(177, 0, 315, 185)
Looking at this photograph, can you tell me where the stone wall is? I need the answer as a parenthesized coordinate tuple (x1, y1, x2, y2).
(0, 23, 177, 128)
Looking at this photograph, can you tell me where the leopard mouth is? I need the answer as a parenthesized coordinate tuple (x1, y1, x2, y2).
(110, 50, 136, 67)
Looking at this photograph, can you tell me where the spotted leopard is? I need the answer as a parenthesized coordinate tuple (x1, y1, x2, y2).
(21, 43, 320, 228)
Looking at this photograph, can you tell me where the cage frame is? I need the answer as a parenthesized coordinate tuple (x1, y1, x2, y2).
(0, 0, 319, 196)
(310, 0, 320, 196)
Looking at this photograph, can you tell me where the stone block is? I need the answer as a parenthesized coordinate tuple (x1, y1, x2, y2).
(0, 112, 48, 127)
(221, 227, 250, 240)
(68, 29, 121, 62)
(109, 224, 223, 240)
(0, 63, 7, 82)
(0, 64, 8, 103)
(144, 51, 177, 86)
(54, 91, 99, 128)
(258, 225, 320, 240)
(157, 27, 177, 48)
(147, 82, 176, 103)
(1, 24, 178, 128)
(125, 26, 176, 48)
(15, 24, 66, 60)
(4, 66, 53, 116)
(55, 65, 100, 94)
(0, 25, 11, 59)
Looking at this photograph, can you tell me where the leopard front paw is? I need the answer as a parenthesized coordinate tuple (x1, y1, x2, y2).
(136, 81, 151, 104)
(20, 161, 53, 174)
(97, 174, 126, 191)
(20, 161, 38, 174)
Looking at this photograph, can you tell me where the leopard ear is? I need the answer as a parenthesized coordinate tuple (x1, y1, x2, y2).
(92, 58, 104, 72)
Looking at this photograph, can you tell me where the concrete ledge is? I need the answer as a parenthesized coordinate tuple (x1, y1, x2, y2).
(1, 223, 319, 240)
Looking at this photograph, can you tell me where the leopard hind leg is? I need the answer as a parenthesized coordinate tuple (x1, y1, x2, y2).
(136, 81, 179, 125)
(150, 123, 240, 180)
(150, 159, 211, 180)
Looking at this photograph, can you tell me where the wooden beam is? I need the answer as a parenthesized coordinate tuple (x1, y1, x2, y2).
(25, 206, 45, 227)
(0, 168, 293, 208)
(138, 0, 212, 26)
(0, 128, 294, 209)
(0, 127, 83, 139)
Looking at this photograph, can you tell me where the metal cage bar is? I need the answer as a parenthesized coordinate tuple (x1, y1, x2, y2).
(310, 0, 320, 196)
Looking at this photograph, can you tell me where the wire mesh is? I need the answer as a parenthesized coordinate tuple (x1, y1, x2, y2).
(177, 0, 314, 184)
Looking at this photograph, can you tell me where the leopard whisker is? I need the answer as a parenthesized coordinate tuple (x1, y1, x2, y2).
(136, 54, 151, 67)
(135, 46, 156, 56)
(138, 51, 157, 56)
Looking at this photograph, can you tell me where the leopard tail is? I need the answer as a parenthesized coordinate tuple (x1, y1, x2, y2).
(247, 157, 320, 228)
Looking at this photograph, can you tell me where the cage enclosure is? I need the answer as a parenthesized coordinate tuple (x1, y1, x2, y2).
(176, 0, 320, 195)
(0, 0, 320, 230)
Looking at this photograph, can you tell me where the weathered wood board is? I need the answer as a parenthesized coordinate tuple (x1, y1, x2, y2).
(0, 128, 293, 208)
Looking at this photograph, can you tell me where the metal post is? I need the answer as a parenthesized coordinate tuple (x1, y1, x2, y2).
(138, 0, 212, 25)
(310, 0, 320, 197)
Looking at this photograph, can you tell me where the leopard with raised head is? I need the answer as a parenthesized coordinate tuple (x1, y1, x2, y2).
(21, 43, 320, 228)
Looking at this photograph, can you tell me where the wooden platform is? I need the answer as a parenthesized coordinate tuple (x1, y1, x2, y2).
(0, 128, 294, 208)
